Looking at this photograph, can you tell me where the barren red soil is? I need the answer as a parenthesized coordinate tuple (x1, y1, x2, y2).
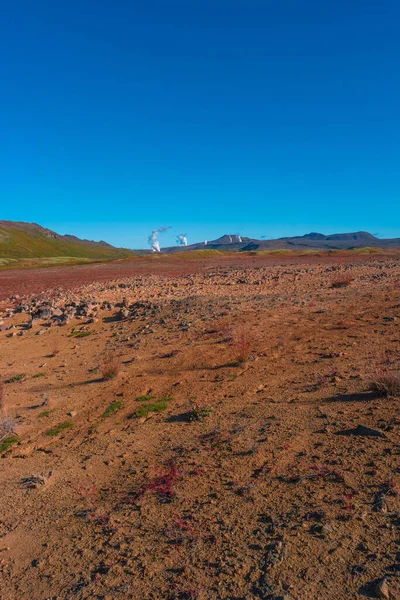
(0, 256, 399, 599)
(0, 252, 396, 301)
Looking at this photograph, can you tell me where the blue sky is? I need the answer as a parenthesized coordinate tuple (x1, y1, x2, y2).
(1, 0, 399, 249)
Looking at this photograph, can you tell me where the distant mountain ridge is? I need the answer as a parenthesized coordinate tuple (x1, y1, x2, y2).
(0, 221, 135, 260)
(164, 231, 400, 252)
(2, 222, 399, 259)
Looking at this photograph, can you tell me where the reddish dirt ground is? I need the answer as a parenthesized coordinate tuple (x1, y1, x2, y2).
(0, 256, 399, 600)
(0, 252, 396, 301)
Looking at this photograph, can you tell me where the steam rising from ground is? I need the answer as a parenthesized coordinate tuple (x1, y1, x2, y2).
(228, 234, 242, 243)
(176, 234, 188, 246)
(148, 226, 171, 252)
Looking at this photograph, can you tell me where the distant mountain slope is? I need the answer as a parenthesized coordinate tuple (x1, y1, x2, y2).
(164, 231, 400, 253)
(0, 221, 135, 260)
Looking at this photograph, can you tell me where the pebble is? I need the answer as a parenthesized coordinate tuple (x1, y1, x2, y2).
(375, 578, 390, 599)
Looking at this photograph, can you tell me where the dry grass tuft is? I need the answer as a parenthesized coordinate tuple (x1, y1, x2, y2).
(362, 343, 400, 398)
(0, 383, 17, 443)
(20, 472, 51, 489)
(231, 329, 251, 364)
(100, 350, 121, 380)
(367, 369, 400, 397)
(330, 273, 354, 288)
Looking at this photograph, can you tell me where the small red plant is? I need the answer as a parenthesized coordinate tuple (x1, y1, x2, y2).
(166, 512, 213, 548)
(145, 459, 183, 502)
(78, 480, 99, 512)
(309, 463, 344, 482)
(342, 490, 357, 513)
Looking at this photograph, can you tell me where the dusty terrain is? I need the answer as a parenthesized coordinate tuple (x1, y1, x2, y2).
(0, 256, 399, 600)
(0, 251, 397, 301)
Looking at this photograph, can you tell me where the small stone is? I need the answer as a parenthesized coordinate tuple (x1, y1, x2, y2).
(67, 411, 77, 417)
(375, 578, 390, 599)
(342, 424, 387, 438)
(118, 308, 130, 320)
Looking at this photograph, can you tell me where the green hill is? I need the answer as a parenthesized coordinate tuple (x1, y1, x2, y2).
(0, 221, 135, 265)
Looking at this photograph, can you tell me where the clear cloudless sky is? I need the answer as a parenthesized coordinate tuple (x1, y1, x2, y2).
(1, 0, 399, 248)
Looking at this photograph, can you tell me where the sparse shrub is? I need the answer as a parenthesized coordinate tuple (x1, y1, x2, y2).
(133, 401, 168, 418)
(101, 400, 122, 418)
(363, 344, 400, 397)
(189, 403, 211, 421)
(45, 420, 73, 436)
(0, 436, 18, 453)
(68, 330, 91, 338)
(132, 395, 173, 418)
(0, 383, 17, 446)
(5, 373, 26, 383)
(32, 372, 45, 378)
(136, 394, 155, 402)
(38, 409, 55, 418)
(100, 351, 121, 380)
(367, 369, 400, 397)
(330, 274, 354, 288)
(231, 329, 251, 364)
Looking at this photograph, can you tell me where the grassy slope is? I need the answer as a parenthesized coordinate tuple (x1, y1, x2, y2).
(0, 256, 131, 271)
(0, 224, 135, 260)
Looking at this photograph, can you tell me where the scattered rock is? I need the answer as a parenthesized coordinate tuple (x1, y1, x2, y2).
(118, 308, 130, 320)
(31, 305, 52, 319)
(375, 578, 390, 599)
(337, 424, 387, 438)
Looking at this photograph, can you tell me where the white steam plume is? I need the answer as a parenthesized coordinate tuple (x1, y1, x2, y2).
(176, 234, 188, 246)
(148, 226, 171, 252)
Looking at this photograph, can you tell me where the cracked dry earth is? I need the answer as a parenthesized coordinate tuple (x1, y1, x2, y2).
(0, 257, 399, 600)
